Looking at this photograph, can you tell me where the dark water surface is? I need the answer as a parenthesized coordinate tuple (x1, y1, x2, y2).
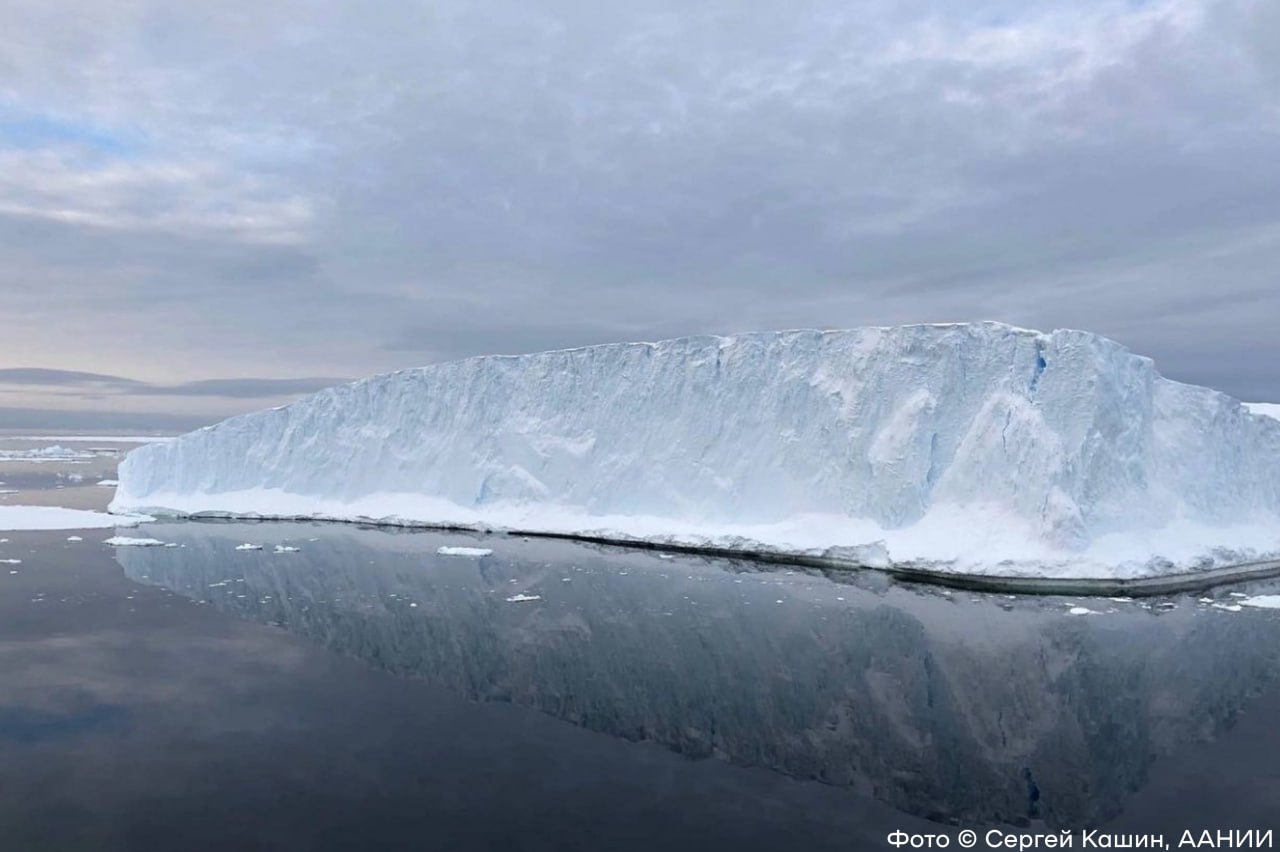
(1, 445, 1279, 849)
(3, 527, 936, 851)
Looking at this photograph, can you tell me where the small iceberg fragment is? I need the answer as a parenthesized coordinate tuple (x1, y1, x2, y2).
(1, 558, 21, 565)
(822, 540, 892, 569)
(1240, 595, 1280, 610)
(274, 545, 301, 553)
(234, 543, 263, 551)
(104, 537, 167, 547)
(438, 546, 494, 557)
(1066, 606, 1094, 616)
(505, 592, 542, 602)
(67, 536, 83, 542)
(0, 445, 95, 463)
(97, 479, 119, 487)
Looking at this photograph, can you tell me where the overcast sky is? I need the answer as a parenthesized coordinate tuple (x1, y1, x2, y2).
(2, 0, 1278, 428)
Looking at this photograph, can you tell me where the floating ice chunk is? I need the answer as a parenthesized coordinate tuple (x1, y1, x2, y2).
(1240, 595, 1280, 610)
(66, 536, 83, 542)
(438, 546, 493, 557)
(1, 558, 21, 565)
(823, 541, 891, 569)
(505, 593, 541, 602)
(104, 537, 167, 547)
(234, 543, 263, 551)
(274, 545, 301, 553)
(1066, 606, 1094, 616)
(98, 479, 119, 487)
(0, 445, 96, 462)
(1, 505, 152, 531)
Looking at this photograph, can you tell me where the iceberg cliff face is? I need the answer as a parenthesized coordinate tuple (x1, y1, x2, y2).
(111, 323, 1280, 574)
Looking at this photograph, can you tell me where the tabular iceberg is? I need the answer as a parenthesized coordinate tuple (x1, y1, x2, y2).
(110, 323, 1280, 577)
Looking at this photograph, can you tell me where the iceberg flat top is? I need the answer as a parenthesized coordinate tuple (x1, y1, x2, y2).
(111, 323, 1280, 578)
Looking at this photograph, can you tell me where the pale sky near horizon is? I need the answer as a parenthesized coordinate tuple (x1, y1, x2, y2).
(2, 0, 1278, 428)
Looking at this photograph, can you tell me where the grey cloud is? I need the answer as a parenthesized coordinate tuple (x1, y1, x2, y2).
(1, 0, 1279, 422)
(0, 366, 352, 433)
(136, 377, 350, 397)
(0, 368, 143, 388)
(0, 406, 213, 431)
(0, 368, 347, 400)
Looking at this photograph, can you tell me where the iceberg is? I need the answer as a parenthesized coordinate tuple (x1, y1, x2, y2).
(110, 323, 1280, 577)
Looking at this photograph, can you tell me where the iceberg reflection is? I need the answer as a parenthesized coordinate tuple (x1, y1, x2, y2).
(116, 521, 1280, 828)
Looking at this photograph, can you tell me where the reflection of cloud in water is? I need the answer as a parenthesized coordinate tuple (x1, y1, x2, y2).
(0, 629, 313, 716)
(0, 703, 128, 744)
(118, 521, 1280, 828)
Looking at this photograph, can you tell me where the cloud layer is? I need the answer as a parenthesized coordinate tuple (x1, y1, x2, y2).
(2, 0, 1278, 427)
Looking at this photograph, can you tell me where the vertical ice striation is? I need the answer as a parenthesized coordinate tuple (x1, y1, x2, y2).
(111, 323, 1280, 572)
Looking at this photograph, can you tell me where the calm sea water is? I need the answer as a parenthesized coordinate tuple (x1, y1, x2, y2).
(2, 439, 1279, 850)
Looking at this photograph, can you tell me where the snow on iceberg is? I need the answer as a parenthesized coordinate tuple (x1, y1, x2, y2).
(109, 324, 1280, 577)
(1245, 402, 1280, 422)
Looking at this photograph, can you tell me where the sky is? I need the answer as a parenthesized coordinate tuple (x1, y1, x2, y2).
(1, 0, 1278, 429)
